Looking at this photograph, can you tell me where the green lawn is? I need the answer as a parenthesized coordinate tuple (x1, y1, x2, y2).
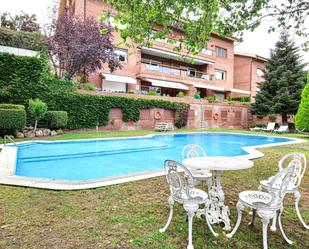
(0, 129, 308, 249)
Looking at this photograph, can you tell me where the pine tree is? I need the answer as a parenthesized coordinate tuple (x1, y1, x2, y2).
(251, 32, 307, 123)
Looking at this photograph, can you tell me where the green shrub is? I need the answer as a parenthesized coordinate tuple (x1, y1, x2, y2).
(0, 28, 46, 51)
(46, 111, 68, 129)
(28, 99, 47, 131)
(268, 114, 277, 122)
(177, 91, 185, 97)
(227, 96, 251, 102)
(82, 84, 95, 91)
(128, 90, 135, 94)
(295, 74, 309, 131)
(0, 104, 25, 109)
(0, 109, 26, 135)
(250, 123, 266, 128)
(45, 77, 77, 93)
(205, 95, 217, 103)
(148, 90, 157, 96)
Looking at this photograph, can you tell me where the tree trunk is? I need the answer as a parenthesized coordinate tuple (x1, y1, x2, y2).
(281, 113, 288, 124)
(33, 119, 38, 133)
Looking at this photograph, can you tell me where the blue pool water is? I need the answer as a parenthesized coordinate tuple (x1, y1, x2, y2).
(13, 133, 293, 181)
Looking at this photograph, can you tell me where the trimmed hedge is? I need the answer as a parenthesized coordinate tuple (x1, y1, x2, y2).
(0, 109, 26, 135)
(0, 28, 46, 51)
(45, 92, 189, 129)
(0, 52, 189, 129)
(295, 74, 309, 131)
(0, 104, 25, 109)
(46, 111, 68, 129)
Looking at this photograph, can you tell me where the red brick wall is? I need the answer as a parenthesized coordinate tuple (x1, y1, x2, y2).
(63, 0, 235, 96)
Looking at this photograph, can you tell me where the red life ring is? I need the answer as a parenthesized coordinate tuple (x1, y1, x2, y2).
(154, 111, 162, 120)
(213, 113, 219, 120)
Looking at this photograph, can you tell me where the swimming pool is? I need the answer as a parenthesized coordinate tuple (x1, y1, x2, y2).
(11, 132, 297, 183)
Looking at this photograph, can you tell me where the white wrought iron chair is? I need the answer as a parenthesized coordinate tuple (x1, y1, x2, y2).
(258, 152, 308, 230)
(227, 162, 298, 249)
(160, 160, 218, 249)
(182, 144, 212, 188)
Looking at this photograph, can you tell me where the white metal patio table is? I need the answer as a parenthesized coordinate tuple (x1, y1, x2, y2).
(183, 156, 254, 231)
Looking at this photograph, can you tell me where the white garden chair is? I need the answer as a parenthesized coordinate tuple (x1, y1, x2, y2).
(258, 153, 308, 230)
(261, 122, 276, 132)
(226, 162, 298, 249)
(160, 160, 218, 249)
(182, 144, 212, 188)
(273, 125, 289, 133)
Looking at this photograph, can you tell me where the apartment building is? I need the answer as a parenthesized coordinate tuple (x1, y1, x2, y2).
(59, 0, 264, 100)
(233, 52, 267, 98)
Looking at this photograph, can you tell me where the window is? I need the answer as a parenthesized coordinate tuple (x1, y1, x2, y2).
(256, 68, 264, 77)
(114, 48, 128, 63)
(201, 48, 212, 56)
(142, 58, 161, 71)
(152, 30, 181, 47)
(186, 67, 197, 77)
(215, 47, 227, 58)
(215, 69, 226, 80)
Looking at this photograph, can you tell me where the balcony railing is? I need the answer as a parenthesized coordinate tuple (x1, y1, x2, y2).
(140, 62, 212, 80)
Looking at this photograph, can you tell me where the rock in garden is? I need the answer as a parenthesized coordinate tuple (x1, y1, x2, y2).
(50, 130, 57, 136)
(24, 131, 35, 138)
(56, 129, 63, 134)
(15, 132, 24, 138)
(35, 130, 44, 137)
(43, 129, 51, 136)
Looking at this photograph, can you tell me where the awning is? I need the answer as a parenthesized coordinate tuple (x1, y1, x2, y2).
(102, 73, 137, 84)
(231, 88, 251, 94)
(193, 83, 225, 92)
(145, 78, 189, 90)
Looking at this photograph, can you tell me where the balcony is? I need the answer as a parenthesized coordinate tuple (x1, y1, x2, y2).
(137, 61, 213, 84)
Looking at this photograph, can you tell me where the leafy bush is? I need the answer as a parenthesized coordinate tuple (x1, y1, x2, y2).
(45, 111, 68, 129)
(45, 77, 77, 93)
(177, 91, 185, 97)
(295, 74, 309, 131)
(249, 123, 266, 128)
(227, 96, 251, 102)
(205, 95, 217, 103)
(28, 99, 47, 131)
(0, 28, 45, 51)
(82, 84, 95, 91)
(268, 114, 277, 122)
(148, 90, 157, 96)
(0, 109, 26, 135)
(0, 103, 25, 109)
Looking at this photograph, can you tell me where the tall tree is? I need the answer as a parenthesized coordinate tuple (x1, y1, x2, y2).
(104, 0, 309, 53)
(0, 11, 40, 32)
(295, 73, 309, 131)
(251, 32, 307, 123)
(48, 10, 120, 80)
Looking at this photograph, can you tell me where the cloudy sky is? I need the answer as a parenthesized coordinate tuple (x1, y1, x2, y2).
(1, 0, 308, 69)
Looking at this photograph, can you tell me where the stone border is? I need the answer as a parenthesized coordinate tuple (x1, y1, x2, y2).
(0, 132, 305, 190)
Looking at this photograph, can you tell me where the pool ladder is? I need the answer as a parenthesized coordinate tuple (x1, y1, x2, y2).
(3, 135, 17, 147)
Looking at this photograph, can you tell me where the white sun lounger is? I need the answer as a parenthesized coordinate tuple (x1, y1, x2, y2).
(261, 122, 276, 132)
(274, 125, 289, 133)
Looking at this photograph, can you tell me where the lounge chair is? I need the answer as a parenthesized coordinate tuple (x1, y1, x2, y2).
(274, 125, 289, 133)
(261, 122, 276, 132)
(250, 126, 263, 131)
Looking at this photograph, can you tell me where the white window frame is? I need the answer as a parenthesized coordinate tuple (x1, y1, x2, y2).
(215, 47, 227, 58)
(201, 48, 212, 56)
(256, 68, 264, 77)
(215, 69, 226, 80)
(114, 48, 128, 63)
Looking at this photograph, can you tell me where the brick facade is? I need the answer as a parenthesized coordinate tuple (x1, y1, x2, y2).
(59, 0, 248, 99)
(233, 53, 267, 98)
